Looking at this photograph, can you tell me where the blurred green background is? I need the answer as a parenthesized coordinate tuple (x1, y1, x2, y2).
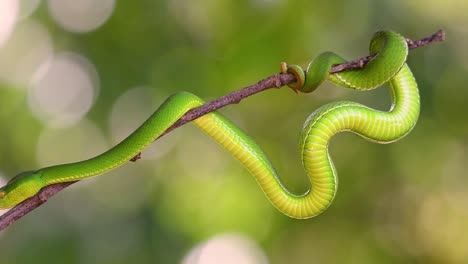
(0, 0, 465, 263)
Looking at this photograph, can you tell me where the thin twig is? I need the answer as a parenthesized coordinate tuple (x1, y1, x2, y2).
(0, 29, 445, 232)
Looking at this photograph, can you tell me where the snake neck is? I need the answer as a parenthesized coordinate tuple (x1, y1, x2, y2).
(39, 92, 203, 185)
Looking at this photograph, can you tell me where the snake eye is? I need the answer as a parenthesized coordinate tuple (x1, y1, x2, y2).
(0, 191, 5, 198)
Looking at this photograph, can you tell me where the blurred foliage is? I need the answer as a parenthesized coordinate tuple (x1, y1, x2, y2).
(0, 0, 466, 263)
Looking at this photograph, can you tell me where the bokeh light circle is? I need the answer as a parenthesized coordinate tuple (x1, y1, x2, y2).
(0, 0, 18, 47)
(182, 233, 268, 264)
(0, 19, 53, 87)
(28, 52, 99, 127)
(47, 0, 115, 33)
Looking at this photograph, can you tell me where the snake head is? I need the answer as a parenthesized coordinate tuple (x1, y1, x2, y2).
(0, 171, 44, 209)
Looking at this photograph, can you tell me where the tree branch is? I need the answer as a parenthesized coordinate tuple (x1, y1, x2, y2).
(0, 29, 445, 232)
(330, 29, 445, 73)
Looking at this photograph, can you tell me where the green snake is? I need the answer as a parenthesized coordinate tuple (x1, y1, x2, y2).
(0, 31, 419, 219)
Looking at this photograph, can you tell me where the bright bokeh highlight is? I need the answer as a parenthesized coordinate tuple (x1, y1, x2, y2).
(182, 233, 268, 264)
(0, 20, 52, 87)
(0, 0, 18, 47)
(47, 0, 115, 33)
(28, 52, 98, 127)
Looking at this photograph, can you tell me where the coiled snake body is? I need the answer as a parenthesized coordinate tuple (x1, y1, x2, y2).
(0, 31, 419, 219)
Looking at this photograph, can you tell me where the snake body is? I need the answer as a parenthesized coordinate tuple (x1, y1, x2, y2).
(0, 31, 419, 218)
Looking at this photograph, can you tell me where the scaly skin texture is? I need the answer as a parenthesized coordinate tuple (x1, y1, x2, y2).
(0, 31, 420, 219)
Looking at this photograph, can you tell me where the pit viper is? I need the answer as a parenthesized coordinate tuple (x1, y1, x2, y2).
(0, 31, 419, 219)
